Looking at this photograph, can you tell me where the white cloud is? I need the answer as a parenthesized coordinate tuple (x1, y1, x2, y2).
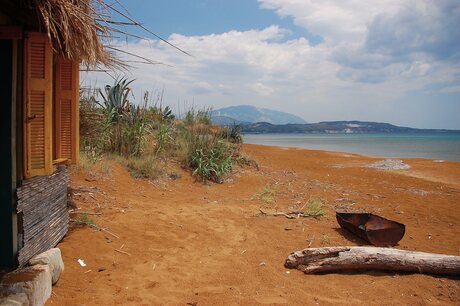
(85, 25, 341, 107)
(252, 82, 275, 96)
(259, 0, 403, 43)
(441, 86, 460, 93)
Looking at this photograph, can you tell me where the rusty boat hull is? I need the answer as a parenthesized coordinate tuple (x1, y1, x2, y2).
(336, 212, 405, 246)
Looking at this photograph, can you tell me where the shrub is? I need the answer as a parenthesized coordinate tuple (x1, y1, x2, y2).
(219, 123, 243, 143)
(80, 80, 247, 184)
(189, 138, 233, 183)
(121, 155, 164, 180)
(80, 93, 105, 155)
(83, 78, 149, 158)
(155, 123, 174, 154)
(183, 106, 212, 126)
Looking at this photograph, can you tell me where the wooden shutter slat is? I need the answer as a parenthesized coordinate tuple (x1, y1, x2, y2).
(24, 32, 53, 178)
(55, 58, 79, 164)
(30, 41, 45, 78)
(60, 61, 73, 90)
(60, 98, 72, 158)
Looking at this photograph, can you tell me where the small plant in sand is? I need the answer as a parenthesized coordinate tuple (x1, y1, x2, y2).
(252, 185, 277, 203)
(304, 197, 326, 218)
(74, 213, 97, 227)
(236, 153, 259, 169)
(320, 234, 331, 244)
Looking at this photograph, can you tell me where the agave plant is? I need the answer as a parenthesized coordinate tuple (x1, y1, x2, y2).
(96, 77, 135, 123)
(161, 105, 175, 121)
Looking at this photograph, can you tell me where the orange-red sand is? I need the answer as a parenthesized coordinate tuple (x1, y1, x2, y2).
(48, 144, 460, 305)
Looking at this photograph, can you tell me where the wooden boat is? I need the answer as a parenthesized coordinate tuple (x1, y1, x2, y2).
(336, 212, 405, 246)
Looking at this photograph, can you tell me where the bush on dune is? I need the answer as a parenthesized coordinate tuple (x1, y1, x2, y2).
(80, 78, 246, 183)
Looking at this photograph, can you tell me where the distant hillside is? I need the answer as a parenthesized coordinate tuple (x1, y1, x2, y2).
(211, 116, 250, 126)
(242, 121, 458, 134)
(212, 105, 307, 125)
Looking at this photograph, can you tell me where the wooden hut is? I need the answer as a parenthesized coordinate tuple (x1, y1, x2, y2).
(0, 0, 111, 269)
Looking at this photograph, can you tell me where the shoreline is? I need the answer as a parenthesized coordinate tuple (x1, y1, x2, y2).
(243, 142, 460, 163)
(244, 143, 460, 188)
(243, 133, 460, 162)
(242, 141, 460, 163)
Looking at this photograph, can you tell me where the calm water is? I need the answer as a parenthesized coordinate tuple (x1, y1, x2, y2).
(243, 133, 460, 162)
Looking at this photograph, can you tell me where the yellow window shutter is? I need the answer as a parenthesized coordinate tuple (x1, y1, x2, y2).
(55, 58, 80, 164)
(24, 32, 53, 178)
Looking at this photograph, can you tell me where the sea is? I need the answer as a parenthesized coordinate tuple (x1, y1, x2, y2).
(243, 133, 460, 162)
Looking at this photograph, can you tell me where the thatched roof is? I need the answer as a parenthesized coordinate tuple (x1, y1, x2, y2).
(2, 0, 190, 69)
(30, 0, 118, 67)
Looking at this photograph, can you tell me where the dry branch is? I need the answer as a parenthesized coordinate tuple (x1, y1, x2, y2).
(115, 249, 131, 256)
(88, 224, 120, 239)
(259, 208, 322, 219)
(71, 219, 120, 239)
(285, 246, 460, 276)
(69, 211, 102, 216)
(69, 186, 100, 193)
(103, 1, 192, 56)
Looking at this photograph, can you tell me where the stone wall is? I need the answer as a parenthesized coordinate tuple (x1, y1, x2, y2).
(16, 166, 69, 266)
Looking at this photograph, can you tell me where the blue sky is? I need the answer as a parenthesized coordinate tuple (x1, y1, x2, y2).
(117, 0, 321, 43)
(83, 0, 460, 129)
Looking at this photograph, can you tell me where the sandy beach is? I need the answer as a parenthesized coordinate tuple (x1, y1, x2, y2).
(48, 144, 460, 305)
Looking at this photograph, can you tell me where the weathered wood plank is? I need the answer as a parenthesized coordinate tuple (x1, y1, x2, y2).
(285, 246, 460, 276)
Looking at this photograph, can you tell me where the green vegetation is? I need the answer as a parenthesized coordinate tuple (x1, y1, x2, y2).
(236, 153, 259, 169)
(320, 234, 330, 244)
(74, 213, 97, 227)
(305, 197, 327, 218)
(190, 139, 233, 183)
(219, 123, 243, 144)
(252, 185, 277, 203)
(77, 151, 112, 180)
(120, 155, 164, 180)
(80, 78, 247, 183)
(184, 106, 213, 126)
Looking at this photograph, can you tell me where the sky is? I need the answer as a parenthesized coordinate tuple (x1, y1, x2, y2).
(82, 0, 460, 129)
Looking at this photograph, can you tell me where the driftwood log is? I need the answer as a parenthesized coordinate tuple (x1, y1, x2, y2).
(285, 247, 460, 276)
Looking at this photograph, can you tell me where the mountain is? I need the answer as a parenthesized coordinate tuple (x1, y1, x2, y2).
(211, 116, 250, 126)
(241, 121, 458, 134)
(212, 105, 307, 125)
